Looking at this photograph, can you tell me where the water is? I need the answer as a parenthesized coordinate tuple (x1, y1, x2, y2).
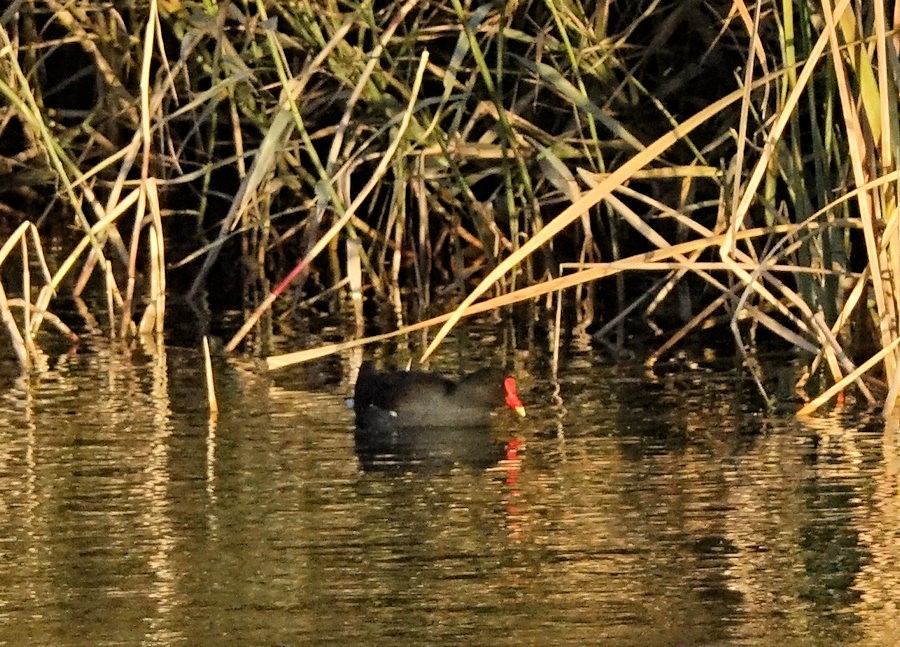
(0, 336, 899, 646)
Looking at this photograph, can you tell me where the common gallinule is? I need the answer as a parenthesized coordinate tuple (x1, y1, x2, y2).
(353, 361, 526, 429)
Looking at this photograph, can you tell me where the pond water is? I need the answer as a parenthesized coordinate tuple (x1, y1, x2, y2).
(0, 330, 899, 646)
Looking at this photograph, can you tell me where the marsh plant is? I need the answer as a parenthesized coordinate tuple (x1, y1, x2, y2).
(0, 1, 898, 414)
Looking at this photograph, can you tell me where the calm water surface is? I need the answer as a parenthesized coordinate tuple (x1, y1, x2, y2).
(1, 337, 899, 646)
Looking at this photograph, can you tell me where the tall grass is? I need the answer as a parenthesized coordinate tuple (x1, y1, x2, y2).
(0, 1, 898, 414)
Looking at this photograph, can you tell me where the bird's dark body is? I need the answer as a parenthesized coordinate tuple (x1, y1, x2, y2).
(353, 362, 508, 429)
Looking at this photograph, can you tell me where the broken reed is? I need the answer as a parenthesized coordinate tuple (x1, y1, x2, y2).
(0, 1, 898, 414)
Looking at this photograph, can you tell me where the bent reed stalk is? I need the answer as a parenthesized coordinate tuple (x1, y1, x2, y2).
(1, 1, 899, 415)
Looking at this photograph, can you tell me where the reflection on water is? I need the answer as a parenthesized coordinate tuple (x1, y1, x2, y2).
(0, 338, 899, 646)
(353, 423, 516, 473)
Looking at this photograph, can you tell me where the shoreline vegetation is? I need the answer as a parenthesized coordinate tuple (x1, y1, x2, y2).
(0, 1, 898, 415)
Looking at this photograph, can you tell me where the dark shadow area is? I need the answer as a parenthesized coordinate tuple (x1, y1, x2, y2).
(353, 423, 510, 474)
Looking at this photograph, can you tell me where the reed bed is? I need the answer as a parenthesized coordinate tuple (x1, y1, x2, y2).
(0, 1, 898, 415)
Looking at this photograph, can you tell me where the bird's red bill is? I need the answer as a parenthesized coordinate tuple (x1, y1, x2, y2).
(503, 377, 526, 417)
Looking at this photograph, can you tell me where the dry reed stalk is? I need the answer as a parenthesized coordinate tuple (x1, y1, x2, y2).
(3, 0, 896, 415)
(34, 189, 138, 332)
(646, 291, 737, 367)
(823, 0, 892, 333)
(147, 180, 166, 333)
(719, 2, 833, 337)
(7, 300, 77, 343)
(187, 16, 355, 297)
(129, 0, 165, 336)
(203, 336, 219, 415)
(790, 0, 900, 414)
(418, 70, 783, 363)
(225, 49, 432, 352)
(139, 223, 165, 335)
(565, 255, 836, 361)
(347, 239, 364, 335)
(267, 221, 825, 369)
(122, 186, 147, 338)
(785, 171, 900, 387)
(551, 288, 563, 373)
(884, 327, 900, 408)
(798, 336, 900, 416)
(325, 0, 422, 174)
(24, 225, 57, 336)
(105, 260, 116, 337)
(865, 1, 900, 414)
(0, 26, 119, 275)
(0, 281, 27, 368)
(42, 0, 140, 125)
(0, 223, 33, 368)
(609, 0, 900, 411)
(72, 139, 142, 298)
(19, 235, 37, 359)
(0, 223, 56, 359)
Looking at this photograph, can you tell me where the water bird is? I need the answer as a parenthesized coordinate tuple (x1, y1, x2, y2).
(352, 361, 526, 430)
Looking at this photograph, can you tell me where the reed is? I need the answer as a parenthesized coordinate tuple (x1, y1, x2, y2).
(203, 335, 219, 415)
(0, 1, 897, 414)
